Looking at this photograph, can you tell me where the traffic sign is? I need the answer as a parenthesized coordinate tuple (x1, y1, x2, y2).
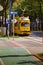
(6, 20, 10, 24)
(10, 11, 18, 15)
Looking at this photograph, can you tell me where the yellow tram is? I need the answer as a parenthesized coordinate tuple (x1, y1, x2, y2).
(12, 16, 30, 35)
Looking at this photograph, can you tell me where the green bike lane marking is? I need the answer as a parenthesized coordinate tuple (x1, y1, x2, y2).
(0, 48, 43, 65)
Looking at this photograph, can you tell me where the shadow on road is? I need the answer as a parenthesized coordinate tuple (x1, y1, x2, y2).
(17, 60, 42, 64)
(0, 54, 35, 58)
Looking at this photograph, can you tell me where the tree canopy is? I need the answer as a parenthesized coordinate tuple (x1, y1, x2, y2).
(0, 0, 43, 21)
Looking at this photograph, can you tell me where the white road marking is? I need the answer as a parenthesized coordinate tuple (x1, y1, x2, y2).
(22, 37, 43, 44)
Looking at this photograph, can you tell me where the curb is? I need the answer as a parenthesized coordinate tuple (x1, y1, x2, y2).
(35, 55, 43, 61)
(0, 58, 4, 65)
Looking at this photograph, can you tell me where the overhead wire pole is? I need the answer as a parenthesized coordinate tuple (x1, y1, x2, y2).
(38, 0, 43, 43)
(10, 0, 15, 39)
(39, 2, 42, 31)
(7, 0, 12, 39)
(10, 0, 12, 12)
(9, 0, 12, 36)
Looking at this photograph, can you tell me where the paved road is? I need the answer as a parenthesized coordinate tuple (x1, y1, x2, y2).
(30, 31, 43, 37)
(0, 38, 43, 65)
(14, 36, 43, 54)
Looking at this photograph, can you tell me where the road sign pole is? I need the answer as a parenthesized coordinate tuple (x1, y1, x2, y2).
(13, 14, 15, 40)
(12, 20, 14, 40)
(8, 24, 9, 39)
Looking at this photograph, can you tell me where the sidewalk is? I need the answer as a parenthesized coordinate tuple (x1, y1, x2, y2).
(0, 39, 43, 65)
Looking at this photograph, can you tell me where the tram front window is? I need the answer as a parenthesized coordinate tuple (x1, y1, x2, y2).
(21, 22, 29, 27)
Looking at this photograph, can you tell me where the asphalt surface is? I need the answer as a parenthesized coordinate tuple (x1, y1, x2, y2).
(14, 37, 43, 54)
(30, 31, 43, 37)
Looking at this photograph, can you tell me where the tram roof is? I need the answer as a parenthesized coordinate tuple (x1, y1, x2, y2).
(19, 17, 30, 20)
